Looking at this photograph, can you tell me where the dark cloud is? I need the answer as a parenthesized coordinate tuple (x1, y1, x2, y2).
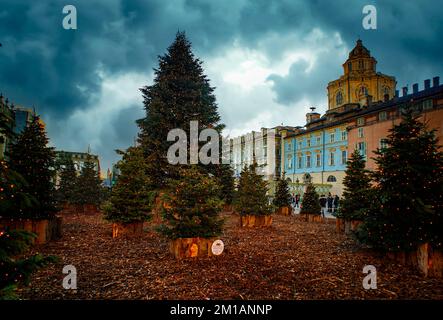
(0, 0, 442, 170)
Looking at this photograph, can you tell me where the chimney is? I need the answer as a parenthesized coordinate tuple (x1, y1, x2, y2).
(424, 79, 431, 89)
(412, 83, 419, 94)
(433, 76, 440, 87)
(402, 86, 408, 97)
(395, 90, 399, 98)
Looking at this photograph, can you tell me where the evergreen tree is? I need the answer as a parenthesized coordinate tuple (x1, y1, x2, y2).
(158, 165, 224, 239)
(273, 174, 292, 209)
(137, 31, 224, 189)
(216, 163, 235, 205)
(357, 110, 443, 251)
(337, 149, 373, 220)
(8, 115, 56, 219)
(75, 155, 103, 207)
(104, 147, 156, 224)
(234, 162, 274, 216)
(56, 157, 78, 205)
(300, 182, 321, 215)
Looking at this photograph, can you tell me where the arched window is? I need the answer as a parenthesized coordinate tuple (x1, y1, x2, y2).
(358, 86, 368, 97)
(336, 91, 343, 105)
(327, 175, 337, 182)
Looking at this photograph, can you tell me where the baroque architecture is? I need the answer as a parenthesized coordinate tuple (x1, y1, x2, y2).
(327, 39, 396, 110)
(281, 40, 443, 198)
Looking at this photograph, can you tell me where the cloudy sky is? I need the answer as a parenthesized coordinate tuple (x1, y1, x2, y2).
(1, 0, 442, 172)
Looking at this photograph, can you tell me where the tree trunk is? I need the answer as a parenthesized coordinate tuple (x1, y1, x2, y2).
(169, 237, 216, 259)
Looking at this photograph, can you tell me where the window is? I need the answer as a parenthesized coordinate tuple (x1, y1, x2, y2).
(327, 175, 337, 182)
(358, 127, 364, 138)
(298, 141, 302, 149)
(316, 136, 321, 145)
(306, 155, 311, 168)
(297, 156, 303, 169)
(379, 111, 387, 121)
(423, 99, 433, 110)
(330, 133, 335, 143)
(336, 91, 343, 105)
(379, 138, 389, 150)
(307, 139, 311, 147)
(287, 155, 292, 169)
(357, 142, 366, 157)
(348, 62, 352, 71)
(287, 142, 292, 150)
(357, 117, 365, 126)
(359, 86, 368, 96)
(341, 150, 347, 164)
(316, 153, 321, 167)
(329, 152, 335, 166)
(341, 130, 347, 141)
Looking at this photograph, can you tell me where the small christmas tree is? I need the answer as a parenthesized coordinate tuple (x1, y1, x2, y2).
(216, 163, 235, 205)
(56, 157, 78, 206)
(234, 162, 274, 216)
(300, 182, 321, 215)
(158, 165, 224, 239)
(8, 115, 56, 219)
(104, 147, 156, 224)
(357, 110, 443, 251)
(74, 154, 103, 207)
(273, 174, 292, 209)
(337, 149, 372, 220)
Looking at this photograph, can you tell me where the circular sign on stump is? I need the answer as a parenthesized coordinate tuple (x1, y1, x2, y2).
(211, 239, 224, 256)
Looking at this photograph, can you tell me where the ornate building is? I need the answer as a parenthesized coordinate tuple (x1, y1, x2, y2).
(327, 39, 396, 111)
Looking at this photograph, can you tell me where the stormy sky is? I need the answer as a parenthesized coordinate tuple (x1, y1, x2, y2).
(1, 0, 442, 172)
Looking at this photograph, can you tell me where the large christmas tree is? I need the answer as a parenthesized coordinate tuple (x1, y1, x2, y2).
(300, 182, 321, 215)
(337, 149, 372, 220)
(158, 165, 224, 239)
(234, 162, 274, 216)
(104, 147, 156, 224)
(75, 154, 103, 207)
(137, 32, 224, 189)
(8, 115, 56, 219)
(273, 174, 292, 209)
(357, 110, 443, 251)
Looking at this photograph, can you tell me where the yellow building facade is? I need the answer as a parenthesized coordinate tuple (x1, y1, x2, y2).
(327, 40, 396, 111)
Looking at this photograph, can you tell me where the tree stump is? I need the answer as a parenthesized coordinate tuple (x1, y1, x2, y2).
(240, 215, 272, 227)
(169, 237, 216, 259)
(112, 222, 144, 238)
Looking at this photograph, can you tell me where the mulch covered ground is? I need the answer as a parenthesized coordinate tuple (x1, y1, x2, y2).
(19, 212, 443, 300)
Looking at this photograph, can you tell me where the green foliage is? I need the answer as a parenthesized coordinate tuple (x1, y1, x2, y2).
(104, 147, 156, 223)
(74, 155, 103, 206)
(8, 115, 56, 219)
(337, 149, 372, 220)
(216, 164, 235, 205)
(56, 157, 78, 205)
(234, 162, 274, 216)
(300, 182, 321, 215)
(357, 110, 443, 251)
(0, 229, 57, 300)
(273, 175, 292, 208)
(137, 31, 224, 189)
(158, 165, 224, 239)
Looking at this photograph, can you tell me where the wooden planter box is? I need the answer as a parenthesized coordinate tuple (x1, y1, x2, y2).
(276, 206, 292, 216)
(344, 219, 363, 235)
(0, 216, 62, 244)
(169, 237, 216, 259)
(239, 214, 273, 227)
(112, 221, 144, 238)
(387, 243, 443, 278)
(336, 218, 345, 233)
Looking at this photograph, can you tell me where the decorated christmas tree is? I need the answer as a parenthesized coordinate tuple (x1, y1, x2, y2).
(234, 162, 274, 216)
(8, 115, 56, 219)
(74, 154, 103, 207)
(300, 182, 321, 215)
(273, 174, 292, 209)
(56, 156, 78, 206)
(357, 110, 443, 251)
(337, 149, 372, 220)
(137, 31, 224, 189)
(104, 147, 156, 224)
(158, 165, 224, 239)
